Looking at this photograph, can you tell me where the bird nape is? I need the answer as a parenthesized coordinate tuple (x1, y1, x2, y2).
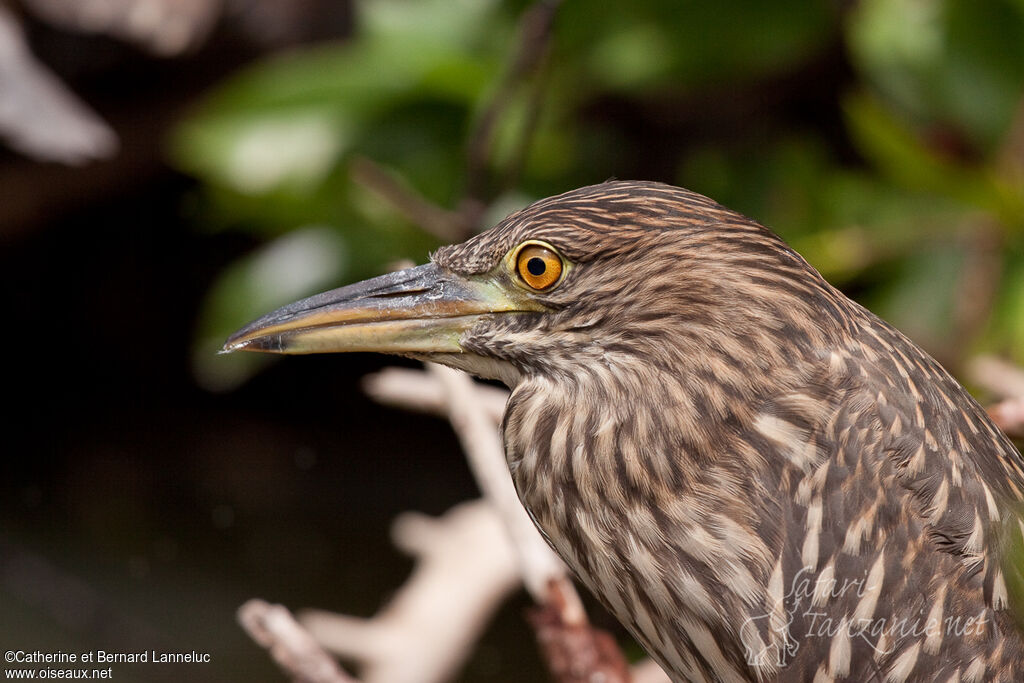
(224, 181, 1024, 682)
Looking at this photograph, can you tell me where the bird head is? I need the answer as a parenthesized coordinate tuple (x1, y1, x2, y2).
(224, 181, 848, 390)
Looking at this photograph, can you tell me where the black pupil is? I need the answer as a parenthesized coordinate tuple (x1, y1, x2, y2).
(526, 257, 547, 277)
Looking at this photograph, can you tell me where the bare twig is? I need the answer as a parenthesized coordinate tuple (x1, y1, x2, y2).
(950, 222, 1002, 367)
(349, 157, 471, 242)
(0, 5, 118, 164)
(968, 355, 1024, 439)
(344, 1, 561, 241)
(528, 600, 632, 683)
(496, 1, 559, 193)
(967, 355, 1024, 399)
(426, 364, 584, 621)
(988, 398, 1024, 439)
(462, 0, 561, 222)
(422, 364, 641, 682)
(299, 501, 519, 683)
(631, 658, 673, 683)
(239, 600, 357, 683)
(362, 366, 508, 424)
(22, 0, 221, 55)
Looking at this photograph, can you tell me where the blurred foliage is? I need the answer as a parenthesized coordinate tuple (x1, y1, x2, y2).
(170, 0, 1024, 390)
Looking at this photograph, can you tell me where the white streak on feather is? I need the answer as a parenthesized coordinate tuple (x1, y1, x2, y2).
(803, 497, 823, 571)
(813, 560, 836, 608)
(665, 567, 720, 621)
(907, 445, 927, 476)
(828, 617, 851, 678)
(929, 478, 949, 523)
(853, 550, 886, 624)
(993, 569, 1009, 611)
(754, 414, 814, 472)
(676, 615, 747, 683)
(964, 512, 985, 557)
(963, 657, 986, 683)
(981, 482, 1000, 522)
(923, 583, 946, 655)
(886, 641, 921, 683)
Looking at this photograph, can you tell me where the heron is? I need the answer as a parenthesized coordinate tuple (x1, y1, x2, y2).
(225, 180, 1024, 682)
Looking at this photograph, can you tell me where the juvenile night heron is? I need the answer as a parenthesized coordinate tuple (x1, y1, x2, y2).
(225, 181, 1024, 682)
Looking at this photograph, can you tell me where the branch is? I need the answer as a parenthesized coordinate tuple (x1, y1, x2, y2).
(631, 659, 673, 683)
(463, 0, 561, 215)
(422, 365, 636, 682)
(988, 398, 1024, 439)
(345, 0, 562, 240)
(425, 364, 583, 619)
(300, 501, 520, 683)
(528, 601, 632, 683)
(968, 355, 1024, 399)
(362, 367, 507, 430)
(967, 355, 1024, 438)
(239, 600, 357, 683)
(21, 0, 220, 55)
(0, 5, 118, 164)
(348, 157, 471, 242)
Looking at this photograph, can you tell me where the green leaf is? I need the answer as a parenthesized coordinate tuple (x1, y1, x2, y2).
(169, 0, 509, 198)
(865, 244, 965, 355)
(556, 0, 836, 92)
(175, 108, 349, 196)
(985, 254, 1024, 367)
(846, 0, 1024, 149)
(843, 93, 998, 209)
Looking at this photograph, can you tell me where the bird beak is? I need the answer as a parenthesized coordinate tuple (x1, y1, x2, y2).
(222, 262, 536, 356)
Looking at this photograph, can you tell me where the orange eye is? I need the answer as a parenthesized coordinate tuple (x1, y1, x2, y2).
(515, 242, 564, 291)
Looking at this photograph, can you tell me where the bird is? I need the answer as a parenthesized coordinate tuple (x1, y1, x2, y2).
(224, 180, 1024, 682)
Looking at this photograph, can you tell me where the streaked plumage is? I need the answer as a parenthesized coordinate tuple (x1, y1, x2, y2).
(227, 180, 1024, 682)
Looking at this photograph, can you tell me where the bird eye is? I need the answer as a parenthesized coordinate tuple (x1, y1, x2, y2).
(514, 242, 564, 291)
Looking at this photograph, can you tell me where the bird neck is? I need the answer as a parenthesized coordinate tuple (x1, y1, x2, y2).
(503, 357, 787, 674)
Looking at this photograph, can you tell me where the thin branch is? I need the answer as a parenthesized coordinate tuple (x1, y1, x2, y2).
(968, 355, 1024, 400)
(362, 367, 508, 424)
(21, 0, 220, 55)
(949, 221, 1002, 367)
(631, 659, 673, 683)
(348, 156, 471, 242)
(426, 364, 584, 621)
(422, 364, 636, 683)
(299, 501, 520, 683)
(0, 5, 118, 164)
(968, 355, 1024, 438)
(528, 600, 632, 683)
(497, 4, 558, 193)
(988, 398, 1024, 439)
(239, 600, 358, 683)
(462, 0, 562, 223)
(344, 0, 562, 240)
